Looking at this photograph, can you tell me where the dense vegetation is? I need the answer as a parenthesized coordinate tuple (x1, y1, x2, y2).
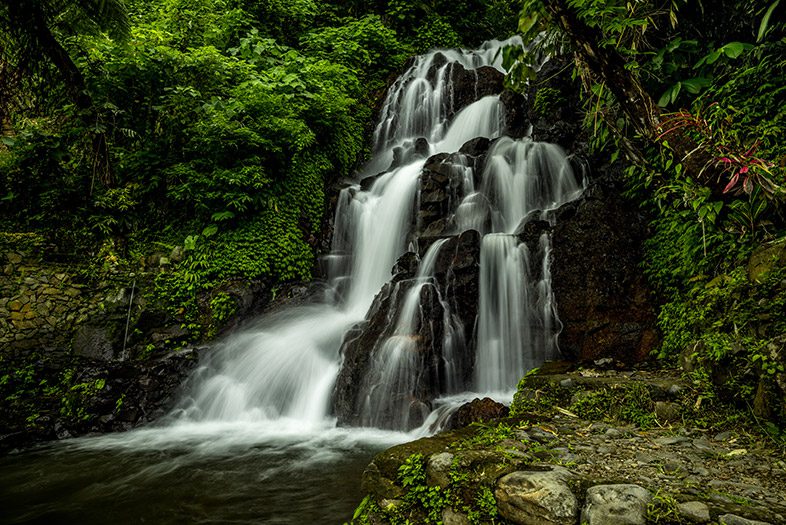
(0, 0, 520, 438)
(0, 0, 518, 332)
(507, 0, 786, 431)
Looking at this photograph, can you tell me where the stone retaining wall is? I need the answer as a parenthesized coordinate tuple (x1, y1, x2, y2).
(1, 240, 138, 358)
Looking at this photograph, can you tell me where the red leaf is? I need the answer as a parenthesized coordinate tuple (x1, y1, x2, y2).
(739, 166, 749, 174)
(723, 172, 740, 193)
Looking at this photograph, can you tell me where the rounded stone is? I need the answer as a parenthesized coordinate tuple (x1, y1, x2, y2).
(581, 484, 652, 525)
(678, 501, 711, 523)
(442, 507, 471, 525)
(426, 452, 454, 488)
(495, 466, 578, 525)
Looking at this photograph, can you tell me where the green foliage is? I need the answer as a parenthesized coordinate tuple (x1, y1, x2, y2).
(532, 87, 563, 119)
(300, 15, 409, 84)
(395, 453, 448, 523)
(457, 421, 516, 450)
(411, 16, 461, 54)
(569, 383, 657, 429)
(646, 491, 685, 524)
(353, 447, 508, 524)
(1, 0, 519, 341)
(654, 266, 786, 419)
(59, 372, 106, 422)
(0, 354, 120, 430)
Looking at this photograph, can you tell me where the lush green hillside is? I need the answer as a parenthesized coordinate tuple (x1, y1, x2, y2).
(0, 0, 518, 330)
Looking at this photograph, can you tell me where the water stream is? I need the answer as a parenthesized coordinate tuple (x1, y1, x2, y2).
(1, 37, 586, 524)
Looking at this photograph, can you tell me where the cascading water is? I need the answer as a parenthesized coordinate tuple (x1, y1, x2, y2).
(359, 239, 449, 429)
(174, 38, 517, 429)
(467, 138, 583, 393)
(1, 37, 590, 525)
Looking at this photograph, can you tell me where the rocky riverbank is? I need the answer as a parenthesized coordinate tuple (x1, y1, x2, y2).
(350, 363, 786, 525)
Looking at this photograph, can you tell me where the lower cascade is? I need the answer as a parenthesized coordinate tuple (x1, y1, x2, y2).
(172, 38, 584, 433)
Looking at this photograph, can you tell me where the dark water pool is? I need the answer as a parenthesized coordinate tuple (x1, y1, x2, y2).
(0, 422, 405, 524)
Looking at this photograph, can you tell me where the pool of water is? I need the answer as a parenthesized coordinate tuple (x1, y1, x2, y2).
(0, 422, 408, 524)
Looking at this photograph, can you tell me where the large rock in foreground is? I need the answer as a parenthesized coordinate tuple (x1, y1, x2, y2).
(496, 467, 579, 525)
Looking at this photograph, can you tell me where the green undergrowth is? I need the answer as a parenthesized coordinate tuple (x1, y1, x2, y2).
(0, 352, 118, 433)
(510, 366, 786, 449)
(511, 374, 659, 430)
(350, 448, 509, 525)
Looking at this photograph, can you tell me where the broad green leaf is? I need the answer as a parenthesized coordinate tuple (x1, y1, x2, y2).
(670, 82, 682, 104)
(658, 88, 673, 107)
(681, 76, 712, 94)
(518, 13, 540, 35)
(758, 0, 781, 42)
(720, 42, 753, 59)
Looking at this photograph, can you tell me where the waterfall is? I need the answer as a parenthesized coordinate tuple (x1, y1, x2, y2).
(174, 36, 583, 434)
(358, 239, 449, 429)
(467, 137, 583, 393)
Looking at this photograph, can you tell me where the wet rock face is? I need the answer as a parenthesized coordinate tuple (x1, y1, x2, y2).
(332, 278, 446, 429)
(528, 56, 583, 151)
(549, 169, 659, 363)
(447, 64, 505, 121)
(417, 153, 465, 238)
(416, 142, 492, 239)
(333, 230, 481, 429)
(417, 144, 657, 365)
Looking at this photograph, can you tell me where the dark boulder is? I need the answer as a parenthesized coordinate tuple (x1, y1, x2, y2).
(447, 64, 505, 121)
(446, 397, 510, 430)
(333, 279, 446, 429)
(459, 137, 491, 157)
(417, 153, 465, 238)
(500, 90, 531, 139)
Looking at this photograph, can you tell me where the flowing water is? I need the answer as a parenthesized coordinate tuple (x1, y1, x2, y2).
(1, 37, 586, 524)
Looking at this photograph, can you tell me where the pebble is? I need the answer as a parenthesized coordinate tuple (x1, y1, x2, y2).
(654, 436, 690, 446)
(714, 431, 734, 441)
(718, 514, 772, 525)
(691, 438, 714, 454)
(605, 428, 623, 439)
(529, 427, 557, 443)
(692, 466, 710, 477)
(635, 452, 657, 464)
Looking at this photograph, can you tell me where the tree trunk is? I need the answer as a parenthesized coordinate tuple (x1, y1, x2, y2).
(29, 6, 113, 185)
(545, 0, 720, 190)
(30, 8, 92, 111)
